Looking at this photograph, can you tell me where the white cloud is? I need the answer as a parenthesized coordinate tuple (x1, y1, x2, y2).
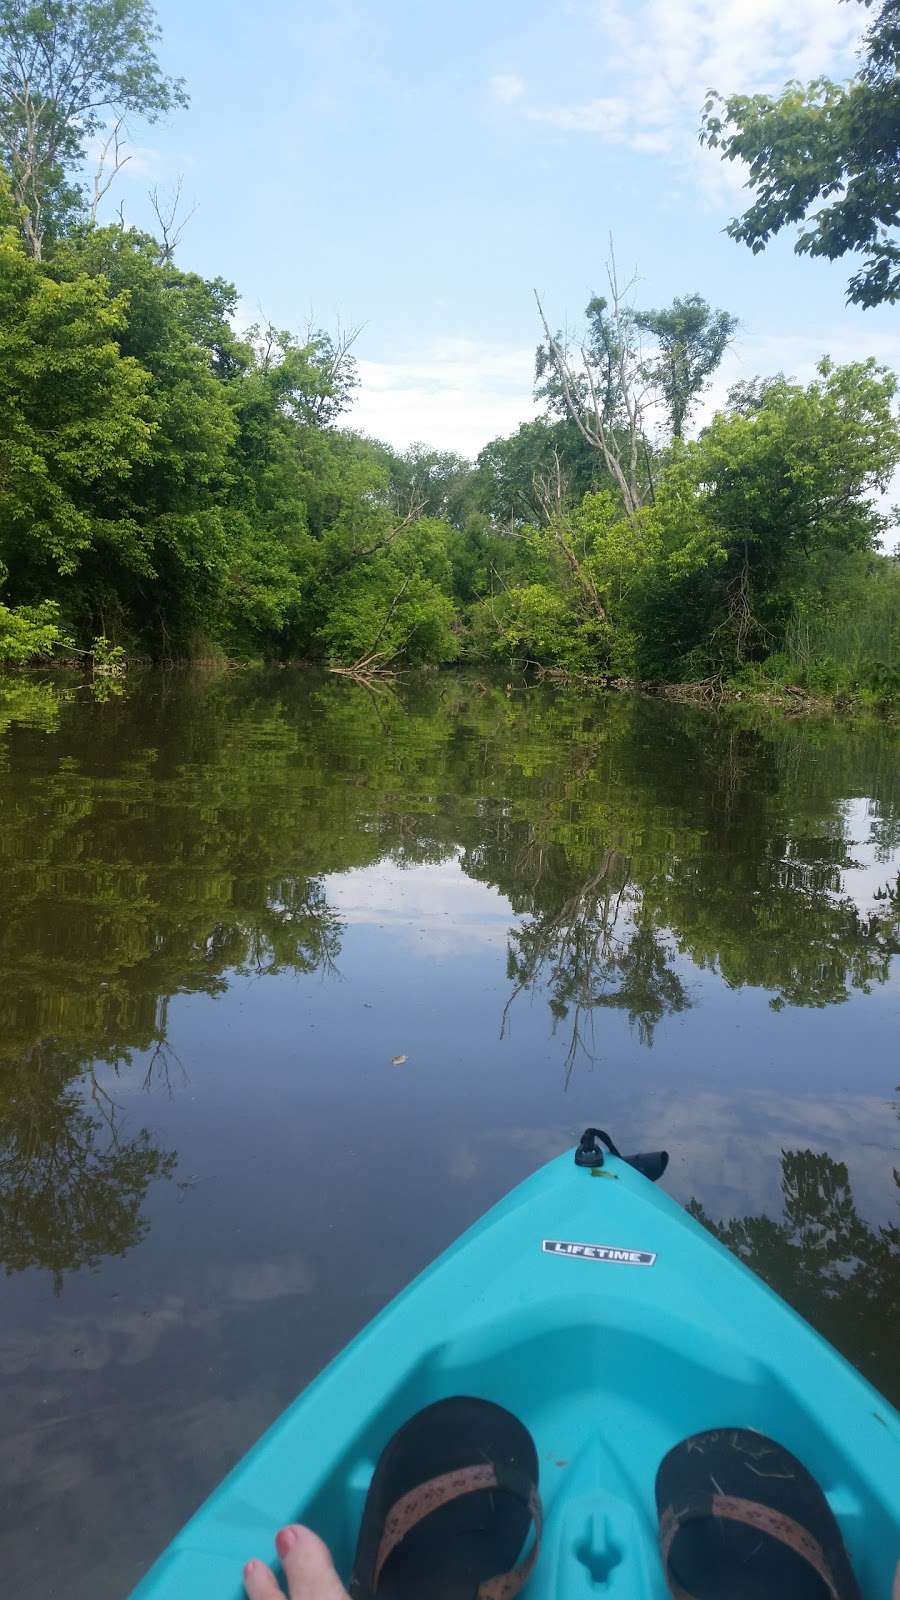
(527, 96, 630, 138)
(699, 324, 900, 426)
(347, 337, 539, 456)
(506, 0, 863, 200)
(327, 857, 514, 954)
(490, 71, 526, 104)
(86, 124, 193, 188)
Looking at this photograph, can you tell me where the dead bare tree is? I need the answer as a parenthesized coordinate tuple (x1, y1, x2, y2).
(148, 177, 197, 264)
(535, 243, 652, 518)
(5, 69, 45, 257)
(89, 117, 131, 224)
(532, 446, 568, 523)
(303, 312, 363, 385)
(709, 546, 770, 665)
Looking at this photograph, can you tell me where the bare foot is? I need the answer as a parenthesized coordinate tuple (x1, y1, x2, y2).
(244, 1524, 350, 1600)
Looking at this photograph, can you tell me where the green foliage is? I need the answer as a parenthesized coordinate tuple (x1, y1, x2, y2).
(701, 1, 900, 306)
(634, 294, 738, 438)
(0, 0, 187, 255)
(0, 596, 67, 660)
(624, 360, 900, 678)
(91, 631, 125, 669)
(473, 417, 609, 525)
(535, 286, 735, 489)
(780, 551, 900, 699)
(468, 582, 613, 671)
(0, 0, 892, 692)
(317, 518, 460, 668)
(389, 443, 477, 525)
(47, 227, 239, 648)
(0, 227, 153, 596)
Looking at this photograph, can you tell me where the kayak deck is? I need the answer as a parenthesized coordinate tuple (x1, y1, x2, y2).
(130, 1150, 900, 1600)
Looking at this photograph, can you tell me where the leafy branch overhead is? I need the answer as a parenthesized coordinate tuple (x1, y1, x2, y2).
(700, 0, 900, 306)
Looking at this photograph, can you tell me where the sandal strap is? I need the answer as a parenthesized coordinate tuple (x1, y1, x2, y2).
(659, 1492, 842, 1600)
(477, 1481, 541, 1600)
(373, 1462, 541, 1599)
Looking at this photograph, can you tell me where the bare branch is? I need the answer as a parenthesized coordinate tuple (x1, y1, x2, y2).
(90, 116, 131, 224)
(148, 177, 198, 264)
(535, 255, 648, 519)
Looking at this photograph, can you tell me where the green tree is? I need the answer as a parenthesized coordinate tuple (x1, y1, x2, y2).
(700, 0, 900, 306)
(634, 294, 738, 439)
(473, 417, 607, 527)
(468, 580, 607, 671)
(534, 265, 734, 513)
(317, 516, 460, 670)
(0, 0, 187, 257)
(626, 359, 900, 677)
(0, 217, 154, 610)
(243, 319, 359, 428)
(535, 265, 652, 517)
(0, 595, 67, 660)
(388, 443, 476, 525)
(47, 225, 236, 650)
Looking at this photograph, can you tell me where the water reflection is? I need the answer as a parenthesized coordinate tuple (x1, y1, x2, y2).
(690, 1147, 900, 1408)
(0, 1041, 176, 1290)
(502, 865, 691, 1074)
(0, 670, 897, 1290)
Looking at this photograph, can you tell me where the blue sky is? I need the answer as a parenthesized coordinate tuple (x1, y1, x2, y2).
(108, 0, 900, 459)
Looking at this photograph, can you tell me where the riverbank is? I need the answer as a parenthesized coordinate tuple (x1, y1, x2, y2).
(4, 654, 899, 720)
(533, 664, 899, 717)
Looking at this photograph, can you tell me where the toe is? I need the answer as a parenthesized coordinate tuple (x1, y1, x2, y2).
(276, 1525, 349, 1600)
(244, 1556, 285, 1600)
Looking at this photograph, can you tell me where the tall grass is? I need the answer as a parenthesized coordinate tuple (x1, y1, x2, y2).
(783, 554, 900, 695)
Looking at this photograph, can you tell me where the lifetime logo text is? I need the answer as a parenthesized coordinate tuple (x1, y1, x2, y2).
(541, 1239, 657, 1266)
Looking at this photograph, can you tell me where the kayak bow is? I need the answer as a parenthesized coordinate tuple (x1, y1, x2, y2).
(130, 1135, 900, 1600)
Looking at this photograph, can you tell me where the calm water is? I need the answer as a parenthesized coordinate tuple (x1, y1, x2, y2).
(1, 669, 898, 1596)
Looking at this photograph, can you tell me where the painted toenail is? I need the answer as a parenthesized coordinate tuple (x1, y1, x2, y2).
(275, 1526, 298, 1559)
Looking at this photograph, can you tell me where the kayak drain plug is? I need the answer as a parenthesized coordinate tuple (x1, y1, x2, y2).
(575, 1128, 669, 1183)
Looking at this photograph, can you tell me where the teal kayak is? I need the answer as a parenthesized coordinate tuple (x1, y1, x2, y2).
(130, 1137, 900, 1600)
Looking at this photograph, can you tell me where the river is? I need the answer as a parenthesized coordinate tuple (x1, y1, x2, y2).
(1, 669, 898, 1597)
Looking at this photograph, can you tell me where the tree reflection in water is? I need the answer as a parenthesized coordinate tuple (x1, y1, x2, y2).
(502, 850, 690, 1076)
(0, 1041, 177, 1290)
(0, 671, 897, 1286)
(690, 1147, 900, 1407)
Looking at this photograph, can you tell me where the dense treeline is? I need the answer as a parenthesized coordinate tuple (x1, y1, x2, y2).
(0, 0, 899, 701)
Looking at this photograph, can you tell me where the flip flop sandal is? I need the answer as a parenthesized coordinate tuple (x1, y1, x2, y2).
(349, 1396, 541, 1600)
(655, 1428, 861, 1600)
